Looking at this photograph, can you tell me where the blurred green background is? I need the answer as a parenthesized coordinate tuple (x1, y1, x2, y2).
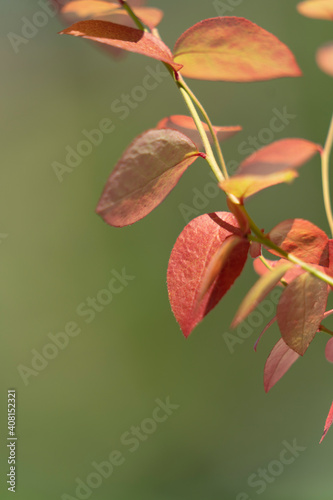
(1, 0, 333, 498)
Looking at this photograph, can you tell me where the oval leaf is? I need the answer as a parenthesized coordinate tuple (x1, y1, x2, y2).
(219, 138, 321, 199)
(232, 262, 293, 328)
(297, 1, 333, 20)
(167, 212, 249, 337)
(316, 42, 333, 77)
(96, 129, 199, 227)
(220, 171, 297, 200)
(325, 337, 333, 363)
(61, 0, 119, 21)
(59, 20, 182, 71)
(173, 17, 302, 82)
(156, 115, 241, 150)
(320, 401, 333, 443)
(277, 272, 329, 355)
(61, 2, 164, 29)
(264, 338, 300, 393)
(269, 219, 329, 266)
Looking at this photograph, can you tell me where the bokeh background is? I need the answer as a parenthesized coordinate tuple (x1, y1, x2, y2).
(1, 0, 333, 498)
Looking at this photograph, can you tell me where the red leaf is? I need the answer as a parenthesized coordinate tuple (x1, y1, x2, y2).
(96, 129, 199, 227)
(219, 139, 321, 199)
(198, 235, 246, 303)
(277, 273, 329, 355)
(325, 337, 333, 362)
(59, 20, 182, 71)
(167, 212, 249, 337)
(297, 1, 333, 21)
(316, 42, 333, 77)
(264, 338, 300, 393)
(254, 316, 277, 352)
(250, 241, 261, 259)
(320, 401, 333, 443)
(156, 115, 241, 150)
(269, 219, 329, 266)
(232, 262, 292, 328)
(173, 17, 302, 82)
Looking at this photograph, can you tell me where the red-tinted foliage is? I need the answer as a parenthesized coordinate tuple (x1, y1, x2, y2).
(156, 115, 241, 151)
(60, 20, 182, 70)
(173, 17, 302, 82)
(96, 129, 199, 227)
(167, 212, 249, 337)
(232, 262, 292, 327)
(269, 219, 329, 266)
(264, 338, 300, 392)
(320, 401, 333, 443)
(220, 139, 321, 199)
(297, 0, 333, 20)
(277, 273, 329, 355)
(316, 42, 333, 77)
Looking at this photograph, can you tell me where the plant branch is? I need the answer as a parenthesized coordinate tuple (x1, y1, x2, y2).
(118, 0, 146, 31)
(176, 81, 224, 182)
(177, 76, 229, 179)
(241, 205, 333, 288)
(322, 113, 333, 237)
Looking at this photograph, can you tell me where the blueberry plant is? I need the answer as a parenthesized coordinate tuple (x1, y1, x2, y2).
(57, 0, 333, 441)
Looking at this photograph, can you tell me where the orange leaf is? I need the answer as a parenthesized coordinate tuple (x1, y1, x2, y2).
(277, 272, 329, 355)
(61, 1, 164, 29)
(232, 262, 292, 328)
(219, 138, 321, 199)
(173, 17, 302, 82)
(220, 171, 297, 200)
(156, 115, 241, 151)
(253, 257, 304, 285)
(316, 42, 333, 77)
(268, 219, 329, 266)
(297, 0, 333, 21)
(59, 20, 182, 71)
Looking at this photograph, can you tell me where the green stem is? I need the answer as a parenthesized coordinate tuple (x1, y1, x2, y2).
(177, 76, 229, 179)
(177, 82, 224, 182)
(241, 205, 333, 288)
(322, 113, 333, 237)
(119, 0, 146, 31)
